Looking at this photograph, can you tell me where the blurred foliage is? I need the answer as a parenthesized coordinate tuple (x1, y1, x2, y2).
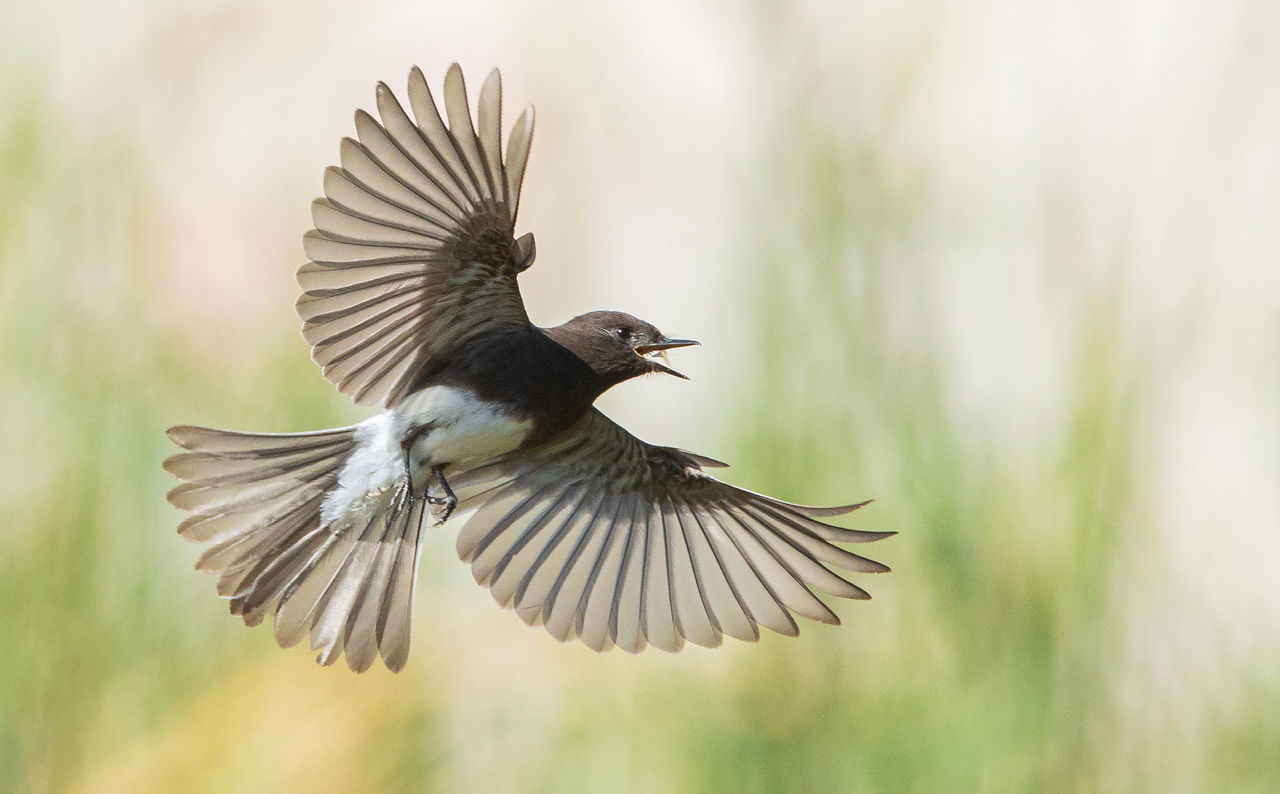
(3, 2, 1279, 793)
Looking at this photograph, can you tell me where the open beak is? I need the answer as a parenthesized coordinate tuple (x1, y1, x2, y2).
(635, 338, 699, 379)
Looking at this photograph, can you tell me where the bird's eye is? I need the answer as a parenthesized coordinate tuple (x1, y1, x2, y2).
(616, 328, 629, 339)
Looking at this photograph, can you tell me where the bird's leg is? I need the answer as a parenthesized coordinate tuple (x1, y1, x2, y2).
(398, 435, 418, 501)
(427, 465, 457, 526)
(398, 423, 456, 524)
(398, 422, 434, 502)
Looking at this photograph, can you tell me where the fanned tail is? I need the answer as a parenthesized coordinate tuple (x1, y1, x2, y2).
(164, 424, 426, 673)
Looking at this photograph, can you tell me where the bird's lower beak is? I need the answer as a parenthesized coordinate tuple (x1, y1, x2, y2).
(636, 338, 699, 379)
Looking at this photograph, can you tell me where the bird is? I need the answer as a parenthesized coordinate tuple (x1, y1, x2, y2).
(163, 63, 892, 673)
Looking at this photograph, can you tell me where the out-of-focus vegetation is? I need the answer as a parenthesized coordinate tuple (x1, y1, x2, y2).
(3, 1, 1278, 792)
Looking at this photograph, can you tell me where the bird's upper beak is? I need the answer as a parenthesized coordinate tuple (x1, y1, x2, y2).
(635, 338, 699, 379)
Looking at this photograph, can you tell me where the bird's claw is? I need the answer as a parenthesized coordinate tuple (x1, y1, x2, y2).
(426, 464, 457, 526)
(426, 493, 457, 526)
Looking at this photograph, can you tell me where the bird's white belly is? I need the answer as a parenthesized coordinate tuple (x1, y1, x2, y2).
(320, 387, 531, 526)
(393, 385, 533, 468)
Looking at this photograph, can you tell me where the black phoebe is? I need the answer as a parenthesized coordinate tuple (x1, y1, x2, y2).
(165, 64, 891, 672)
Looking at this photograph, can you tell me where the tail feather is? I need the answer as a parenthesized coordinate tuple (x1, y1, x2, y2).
(194, 491, 330, 573)
(166, 460, 339, 514)
(167, 424, 353, 454)
(164, 423, 424, 673)
(164, 439, 349, 481)
(309, 495, 400, 667)
(274, 526, 356, 649)
(341, 501, 413, 672)
(181, 487, 328, 546)
(234, 524, 335, 630)
(378, 498, 428, 672)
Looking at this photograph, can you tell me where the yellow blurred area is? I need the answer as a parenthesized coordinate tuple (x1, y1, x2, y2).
(3, 0, 1279, 791)
(71, 653, 420, 793)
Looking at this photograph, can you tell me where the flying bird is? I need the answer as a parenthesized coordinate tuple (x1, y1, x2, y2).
(164, 64, 891, 672)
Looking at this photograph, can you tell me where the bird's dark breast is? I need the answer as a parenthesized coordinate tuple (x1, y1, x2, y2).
(419, 328, 603, 448)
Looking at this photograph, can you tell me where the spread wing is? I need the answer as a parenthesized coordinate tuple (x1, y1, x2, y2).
(296, 64, 537, 408)
(443, 410, 893, 652)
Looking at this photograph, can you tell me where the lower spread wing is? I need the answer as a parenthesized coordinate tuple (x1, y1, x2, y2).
(296, 64, 538, 409)
(444, 410, 893, 653)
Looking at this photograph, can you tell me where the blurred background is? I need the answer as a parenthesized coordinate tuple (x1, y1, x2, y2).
(3, 0, 1278, 790)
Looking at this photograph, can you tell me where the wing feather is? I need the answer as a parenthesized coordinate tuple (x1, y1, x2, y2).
(505, 107, 534, 217)
(406, 66, 480, 205)
(611, 496, 650, 652)
(640, 499, 682, 651)
(513, 490, 605, 626)
(336, 139, 453, 231)
(663, 496, 721, 648)
(678, 498, 756, 642)
(309, 199, 444, 249)
(353, 111, 461, 219)
(374, 82, 470, 215)
(573, 496, 632, 650)
(444, 409, 889, 652)
(699, 508, 795, 637)
(738, 503, 868, 602)
(456, 482, 541, 576)
(441, 64, 492, 203)
(301, 65, 536, 408)
(712, 510, 802, 636)
(542, 494, 619, 642)
(487, 487, 580, 608)
(477, 70, 506, 206)
(321, 166, 449, 235)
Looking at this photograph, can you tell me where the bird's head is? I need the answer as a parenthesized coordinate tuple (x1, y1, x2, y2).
(547, 310, 698, 386)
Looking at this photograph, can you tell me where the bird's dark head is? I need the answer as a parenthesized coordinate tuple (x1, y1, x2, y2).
(545, 310, 698, 387)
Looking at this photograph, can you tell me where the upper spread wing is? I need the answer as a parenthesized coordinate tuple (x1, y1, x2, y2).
(296, 64, 537, 408)
(443, 410, 893, 653)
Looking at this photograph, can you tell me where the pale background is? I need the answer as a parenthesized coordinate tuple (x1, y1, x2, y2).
(2, 0, 1278, 791)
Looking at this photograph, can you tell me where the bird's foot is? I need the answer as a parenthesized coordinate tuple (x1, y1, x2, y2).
(427, 499, 455, 527)
(426, 464, 457, 526)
